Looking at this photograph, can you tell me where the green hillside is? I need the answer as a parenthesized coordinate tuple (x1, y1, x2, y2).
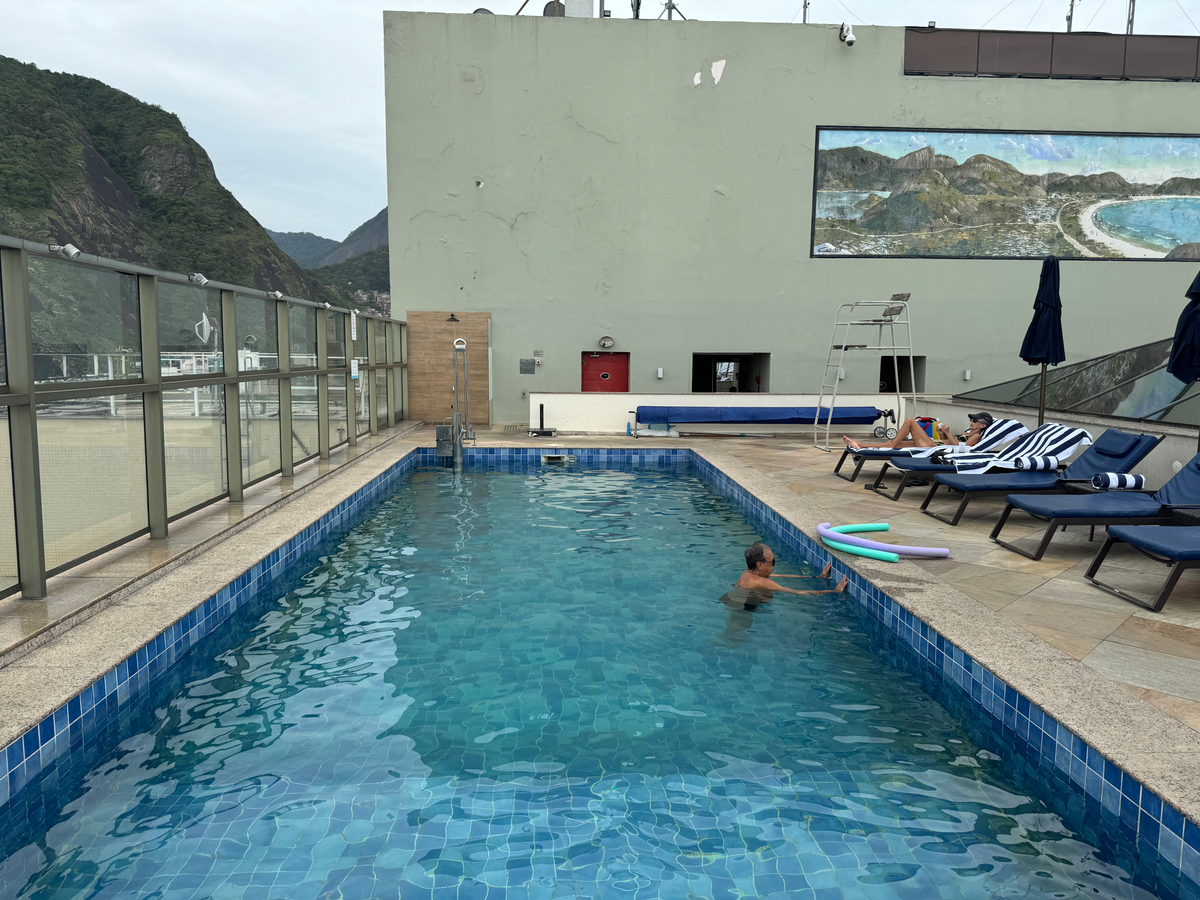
(265, 229, 340, 269)
(311, 244, 390, 301)
(0, 54, 341, 304)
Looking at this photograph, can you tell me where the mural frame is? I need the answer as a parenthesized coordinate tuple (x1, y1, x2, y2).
(810, 125, 1200, 262)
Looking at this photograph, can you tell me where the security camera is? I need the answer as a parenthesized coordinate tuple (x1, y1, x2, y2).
(267, 290, 283, 300)
(840, 22, 855, 45)
(323, 302, 331, 310)
(51, 243, 81, 260)
(188, 272, 209, 286)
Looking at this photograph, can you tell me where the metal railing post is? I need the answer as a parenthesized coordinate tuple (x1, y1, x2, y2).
(367, 318, 379, 436)
(277, 300, 293, 476)
(316, 308, 330, 459)
(385, 321, 396, 429)
(0, 248, 46, 597)
(139, 274, 168, 538)
(220, 290, 243, 501)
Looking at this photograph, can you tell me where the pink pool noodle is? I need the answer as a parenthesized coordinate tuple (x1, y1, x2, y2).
(817, 522, 950, 558)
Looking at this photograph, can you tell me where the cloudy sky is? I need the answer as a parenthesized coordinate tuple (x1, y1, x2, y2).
(820, 130, 1200, 182)
(2, 0, 1198, 240)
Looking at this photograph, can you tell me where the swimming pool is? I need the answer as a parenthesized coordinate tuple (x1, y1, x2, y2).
(0, 463, 1182, 898)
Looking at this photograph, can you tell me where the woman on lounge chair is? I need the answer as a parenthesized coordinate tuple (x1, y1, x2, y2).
(842, 412, 994, 451)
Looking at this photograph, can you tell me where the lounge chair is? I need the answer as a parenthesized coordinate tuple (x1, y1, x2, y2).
(918, 429, 1161, 526)
(1084, 525, 1200, 612)
(871, 421, 1083, 503)
(992, 453, 1200, 561)
(862, 418, 1029, 499)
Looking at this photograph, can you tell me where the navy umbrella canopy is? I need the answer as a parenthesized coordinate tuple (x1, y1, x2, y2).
(1167, 271, 1200, 450)
(1167, 271, 1200, 384)
(1020, 257, 1066, 425)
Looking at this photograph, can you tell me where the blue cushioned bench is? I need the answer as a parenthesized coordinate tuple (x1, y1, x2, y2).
(633, 406, 883, 437)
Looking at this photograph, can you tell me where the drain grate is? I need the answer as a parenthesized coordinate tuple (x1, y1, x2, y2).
(503, 424, 527, 434)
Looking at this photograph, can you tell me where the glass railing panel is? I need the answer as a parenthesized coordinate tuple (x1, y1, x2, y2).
(375, 370, 387, 427)
(158, 282, 223, 377)
(290, 375, 319, 462)
(29, 258, 141, 385)
(1070, 366, 1188, 420)
(374, 327, 386, 365)
(0, 275, 7, 387)
(289, 304, 317, 370)
(239, 380, 281, 484)
(355, 376, 370, 436)
(352, 318, 368, 366)
(163, 385, 227, 517)
(393, 367, 404, 420)
(38, 394, 148, 569)
(0, 408, 16, 593)
(392, 322, 404, 364)
(236, 295, 279, 372)
(326, 312, 347, 369)
(1160, 390, 1200, 428)
(328, 374, 349, 448)
(955, 372, 1043, 405)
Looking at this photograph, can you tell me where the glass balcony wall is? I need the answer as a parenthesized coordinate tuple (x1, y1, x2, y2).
(955, 337, 1200, 426)
(0, 236, 406, 600)
(28, 258, 141, 384)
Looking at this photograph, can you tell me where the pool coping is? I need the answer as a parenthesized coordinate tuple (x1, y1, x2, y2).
(0, 443, 1198, 891)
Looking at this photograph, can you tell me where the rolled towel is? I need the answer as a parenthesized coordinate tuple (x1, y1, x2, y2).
(1091, 473, 1146, 490)
(1011, 456, 1058, 471)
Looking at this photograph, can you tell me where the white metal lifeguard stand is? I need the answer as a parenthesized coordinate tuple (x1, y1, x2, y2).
(813, 293, 917, 450)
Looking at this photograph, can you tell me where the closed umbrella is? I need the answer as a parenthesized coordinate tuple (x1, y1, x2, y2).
(1166, 271, 1200, 450)
(1020, 256, 1066, 427)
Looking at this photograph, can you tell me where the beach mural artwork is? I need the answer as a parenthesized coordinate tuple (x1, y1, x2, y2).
(811, 127, 1200, 260)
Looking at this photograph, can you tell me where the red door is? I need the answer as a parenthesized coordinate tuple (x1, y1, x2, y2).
(581, 352, 630, 392)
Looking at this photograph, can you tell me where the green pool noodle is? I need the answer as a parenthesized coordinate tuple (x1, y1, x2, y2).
(830, 523, 890, 534)
(819, 534, 900, 563)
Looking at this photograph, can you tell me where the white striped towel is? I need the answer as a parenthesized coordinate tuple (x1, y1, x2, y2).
(1092, 473, 1146, 490)
(1011, 456, 1058, 471)
(950, 424, 1093, 474)
(908, 418, 1029, 458)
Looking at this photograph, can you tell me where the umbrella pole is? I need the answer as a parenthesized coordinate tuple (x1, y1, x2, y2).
(1038, 363, 1047, 427)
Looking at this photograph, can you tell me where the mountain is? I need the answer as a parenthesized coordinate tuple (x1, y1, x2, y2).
(815, 146, 895, 191)
(312, 245, 390, 296)
(859, 169, 978, 232)
(1047, 172, 1151, 194)
(265, 229, 339, 268)
(0, 54, 338, 303)
(1155, 177, 1200, 196)
(945, 154, 1046, 198)
(317, 207, 387, 267)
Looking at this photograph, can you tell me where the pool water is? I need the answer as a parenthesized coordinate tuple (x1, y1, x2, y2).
(0, 467, 1161, 899)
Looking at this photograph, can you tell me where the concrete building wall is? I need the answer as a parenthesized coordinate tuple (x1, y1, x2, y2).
(383, 12, 1200, 424)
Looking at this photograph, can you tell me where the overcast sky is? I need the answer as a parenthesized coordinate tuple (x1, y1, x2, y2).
(2, 0, 1198, 240)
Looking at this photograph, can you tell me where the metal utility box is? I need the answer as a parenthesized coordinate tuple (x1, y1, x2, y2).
(435, 425, 455, 456)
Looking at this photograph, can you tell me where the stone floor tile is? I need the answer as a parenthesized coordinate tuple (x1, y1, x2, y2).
(999, 596, 1130, 641)
(1108, 616, 1200, 662)
(1083, 641, 1200, 703)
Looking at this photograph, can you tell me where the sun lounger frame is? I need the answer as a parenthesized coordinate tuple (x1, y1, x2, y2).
(1084, 532, 1200, 612)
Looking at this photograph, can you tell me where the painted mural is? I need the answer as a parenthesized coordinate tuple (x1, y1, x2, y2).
(812, 128, 1200, 260)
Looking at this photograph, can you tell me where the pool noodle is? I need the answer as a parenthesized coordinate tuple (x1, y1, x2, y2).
(817, 522, 951, 559)
(820, 534, 899, 563)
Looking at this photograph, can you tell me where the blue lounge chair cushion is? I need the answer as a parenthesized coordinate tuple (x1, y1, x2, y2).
(852, 447, 916, 459)
(937, 472, 1060, 494)
(1107, 525, 1200, 561)
(1060, 430, 1160, 480)
(891, 457, 954, 473)
(1007, 492, 1162, 519)
(1155, 455, 1200, 507)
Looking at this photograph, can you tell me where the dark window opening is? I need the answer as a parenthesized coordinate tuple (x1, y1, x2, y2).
(691, 354, 771, 393)
(879, 356, 926, 394)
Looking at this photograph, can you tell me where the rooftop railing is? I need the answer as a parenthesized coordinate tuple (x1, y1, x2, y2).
(905, 28, 1200, 81)
(0, 235, 409, 599)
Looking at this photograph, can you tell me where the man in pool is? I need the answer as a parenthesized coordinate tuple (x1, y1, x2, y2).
(841, 411, 994, 451)
(735, 542, 848, 596)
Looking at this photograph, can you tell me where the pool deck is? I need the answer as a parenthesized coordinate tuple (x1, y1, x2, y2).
(3, 424, 1200, 826)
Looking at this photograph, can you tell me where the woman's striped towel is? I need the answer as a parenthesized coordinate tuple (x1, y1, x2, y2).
(1011, 456, 1059, 471)
(908, 418, 1028, 458)
(1092, 473, 1146, 490)
(949, 424, 1093, 474)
